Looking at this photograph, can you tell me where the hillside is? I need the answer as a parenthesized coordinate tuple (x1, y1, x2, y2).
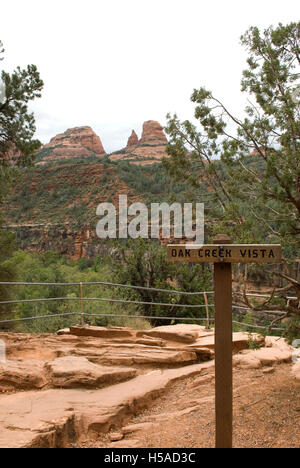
(3, 158, 189, 258)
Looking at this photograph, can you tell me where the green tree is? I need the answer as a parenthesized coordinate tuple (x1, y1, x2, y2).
(110, 239, 212, 325)
(0, 40, 43, 328)
(164, 22, 300, 338)
(0, 40, 44, 166)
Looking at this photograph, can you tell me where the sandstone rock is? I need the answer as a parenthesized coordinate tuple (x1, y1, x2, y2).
(69, 325, 135, 339)
(108, 432, 124, 441)
(265, 336, 292, 350)
(57, 328, 70, 336)
(262, 367, 275, 374)
(126, 130, 138, 147)
(74, 347, 199, 367)
(233, 339, 293, 369)
(185, 347, 213, 361)
(0, 360, 47, 390)
(36, 126, 106, 163)
(136, 336, 166, 347)
(110, 120, 168, 164)
(140, 120, 168, 145)
(253, 347, 292, 366)
(137, 325, 198, 344)
(233, 354, 261, 369)
(188, 331, 265, 353)
(45, 356, 137, 388)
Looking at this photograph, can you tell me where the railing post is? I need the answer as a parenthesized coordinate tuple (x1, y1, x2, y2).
(80, 282, 84, 326)
(204, 292, 210, 330)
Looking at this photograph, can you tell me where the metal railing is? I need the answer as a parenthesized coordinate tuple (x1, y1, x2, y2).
(0, 281, 214, 329)
(0, 281, 288, 332)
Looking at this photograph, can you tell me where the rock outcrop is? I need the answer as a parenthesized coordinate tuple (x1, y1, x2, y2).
(140, 120, 168, 145)
(36, 126, 106, 164)
(110, 120, 168, 164)
(233, 336, 294, 369)
(45, 356, 137, 388)
(126, 130, 139, 148)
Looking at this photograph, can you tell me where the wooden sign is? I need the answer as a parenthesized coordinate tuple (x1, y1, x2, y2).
(167, 244, 282, 264)
(167, 236, 282, 449)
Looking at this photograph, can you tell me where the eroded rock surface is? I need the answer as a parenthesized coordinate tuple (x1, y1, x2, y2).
(0, 360, 47, 390)
(0, 325, 295, 448)
(0, 362, 213, 448)
(36, 126, 106, 163)
(233, 337, 293, 369)
(110, 120, 168, 164)
(45, 356, 137, 388)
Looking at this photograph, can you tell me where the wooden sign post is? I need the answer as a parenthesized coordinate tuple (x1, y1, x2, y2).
(167, 235, 282, 449)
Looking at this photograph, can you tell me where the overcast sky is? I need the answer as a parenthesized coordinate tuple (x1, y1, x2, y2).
(1, 0, 298, 153)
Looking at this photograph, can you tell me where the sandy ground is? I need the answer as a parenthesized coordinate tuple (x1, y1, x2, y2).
(78, 364, 300, 449)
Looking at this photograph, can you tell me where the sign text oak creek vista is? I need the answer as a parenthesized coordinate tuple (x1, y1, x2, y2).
(167, 244, 281, 264)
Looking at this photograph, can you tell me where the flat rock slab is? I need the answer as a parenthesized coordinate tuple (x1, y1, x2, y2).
(69, 326, 134, 339)
(188, 332, 265, 353)
(0, 360, 47, 390)
(45, 356, 137, 388)
(137, 325, 199, 344)
(0, 361, 213, 448)
(136, 337, 166, 347)
(0, 358, 137, 391)
(71, 347, 198, 367)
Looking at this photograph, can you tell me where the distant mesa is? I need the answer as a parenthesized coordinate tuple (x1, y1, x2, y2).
(35, 126, 106, 165)
(110, 120, 169, 165)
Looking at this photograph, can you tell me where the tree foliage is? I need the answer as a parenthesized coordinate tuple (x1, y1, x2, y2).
(164, 22, 300, 339)
(164, 22, 300, 247)
(0, 40, 43, 322)
(0, 40, 44, 167)
(110, 238, 212, 326)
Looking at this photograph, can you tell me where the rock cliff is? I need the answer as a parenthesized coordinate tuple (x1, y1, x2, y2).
(36, 126, 106, 164)
(110, 120, 168, 164)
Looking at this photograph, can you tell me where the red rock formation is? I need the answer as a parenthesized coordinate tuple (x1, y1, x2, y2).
(126, 130, 138, 148)
(111, 120, 168, 164)
(139, 120, 168, 145)
(36, 126, 106, 164)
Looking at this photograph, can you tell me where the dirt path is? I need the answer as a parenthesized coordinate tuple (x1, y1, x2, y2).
(79, 364, 300, 449)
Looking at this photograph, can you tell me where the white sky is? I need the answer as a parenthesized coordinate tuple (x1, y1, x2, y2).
(1, 0, 298, 153)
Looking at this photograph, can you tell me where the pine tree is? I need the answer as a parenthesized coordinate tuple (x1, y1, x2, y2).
(0, 40, 43, 327)
(164, 22, 300, 339)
